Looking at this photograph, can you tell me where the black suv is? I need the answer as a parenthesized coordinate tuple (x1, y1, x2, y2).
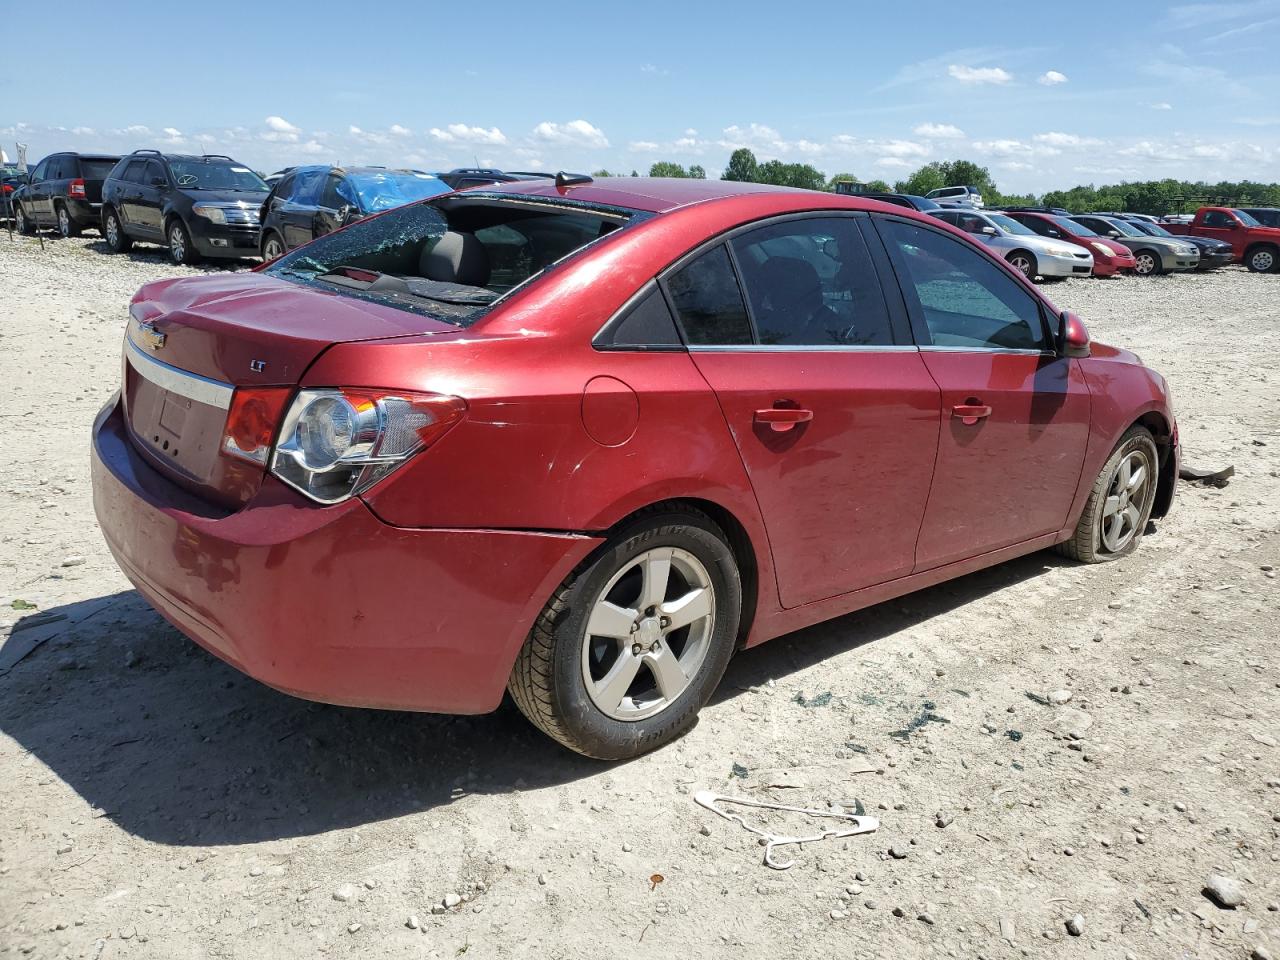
(11, 152, 121, 237)
(1239, 207, 1280, 228)
(100, 150, 270, 264)
(259, 165, 450, 258)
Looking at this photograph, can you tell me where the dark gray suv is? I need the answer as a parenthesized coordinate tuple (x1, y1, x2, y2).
(100, 150, 269, 264)
(12, 152, 121, 237)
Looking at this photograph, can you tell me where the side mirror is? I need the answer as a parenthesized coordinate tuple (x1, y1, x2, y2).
(1059, 311, 1091, 359)
(1106, 230, 1121, 238)
(1047, 229, 1061, 238)
(981, 225, 997, 236)
(1224, 221, 1240, 230)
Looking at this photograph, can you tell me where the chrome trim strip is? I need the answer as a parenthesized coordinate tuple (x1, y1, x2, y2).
(124, 336, 234, 410)
(687, 344, 920, 353)
(918, 346, 1054, 356)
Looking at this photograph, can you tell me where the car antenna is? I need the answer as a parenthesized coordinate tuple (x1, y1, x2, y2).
(555, 171, 593, 187)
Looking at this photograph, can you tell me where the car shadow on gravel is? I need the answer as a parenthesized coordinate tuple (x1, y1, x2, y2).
(80, 239, 254, 270)
(0, 551, 1066, 847)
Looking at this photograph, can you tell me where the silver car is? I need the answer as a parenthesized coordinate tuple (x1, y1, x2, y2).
(930, 209, 1094, 280)
(927, 185, 984, 209)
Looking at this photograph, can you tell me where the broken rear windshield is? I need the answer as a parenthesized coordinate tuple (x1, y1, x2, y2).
(264, 195, 642, 326)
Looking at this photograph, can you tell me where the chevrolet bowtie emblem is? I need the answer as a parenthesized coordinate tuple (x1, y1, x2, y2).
(138, 321, 166, 350)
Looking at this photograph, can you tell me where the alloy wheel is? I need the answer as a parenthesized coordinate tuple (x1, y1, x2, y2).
(263, 237, 283, 260)
(1135, 253, 1156, 275)
(58, 207, 71, 237)
(106, 216, 119, 247)
(170, 225, 185, 263)
(1010, 255, 1032, 276)
(1251, 249, 1275, 272)
(580, 546, 715, 722)
(15, 206, 25, 233)
(1100, 450, 1152, 553)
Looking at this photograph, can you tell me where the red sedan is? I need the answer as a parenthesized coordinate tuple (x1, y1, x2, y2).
(91, 177, 1178, 759)
(1004, 211, 1138, 276)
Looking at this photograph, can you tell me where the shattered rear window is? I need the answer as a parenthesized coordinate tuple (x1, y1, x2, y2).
(264, 196, 643, 326)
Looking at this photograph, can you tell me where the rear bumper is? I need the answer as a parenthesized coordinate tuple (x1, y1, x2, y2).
(91, 396, 602, 713)
(67, 199, 101, 226)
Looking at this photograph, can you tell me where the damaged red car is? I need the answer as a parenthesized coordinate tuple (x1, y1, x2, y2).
(92, 176, 1179, 759)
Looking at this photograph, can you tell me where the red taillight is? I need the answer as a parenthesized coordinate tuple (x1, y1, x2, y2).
(68, 178, 86, 198)
(1, 184, 12, 195)
(221, 387, 293, 464)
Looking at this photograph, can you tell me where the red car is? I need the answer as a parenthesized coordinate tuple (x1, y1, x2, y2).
(91, 177, 1179, 759)
(1003, 211, 1138, 276)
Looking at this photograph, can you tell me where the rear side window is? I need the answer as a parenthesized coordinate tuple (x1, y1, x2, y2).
(46, 157, 67, 179)
(730, 217, 894, 346)
(881, 219, 1047, 351)
(594, 285, 683, 350)
(665, 245, 752, 346)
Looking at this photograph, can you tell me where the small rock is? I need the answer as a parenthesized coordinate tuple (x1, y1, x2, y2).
(888, 845, 909, 860)
(347, 923, 361, 934)
(1204, 874, 1246, 909)
(1065, 914, 1084, 937)
(1048, 689, 1073, 705)
(622, 842, 633, 852)
(1251, 946, 1275, 960)
(332, 884, 357, 903)
(60, 556, 86, 567)
(406, 915, 420, 930)
(1173, 801, 1187, 812)
(999, 917, 1016, 942)
(892, 906, 906, 918)
(829, 909, 847, 920)
(56, 842, 73, 855)
(443, 892, 462, 908)
(918, 912, 936, 925)
(698, 825, 712, 837)
(248, 866, 263, 877)
(430, 904, 447, 915)
(864, 900, 878, 910)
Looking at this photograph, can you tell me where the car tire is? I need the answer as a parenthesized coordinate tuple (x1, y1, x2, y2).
(1007, 250, 1038, 281)
(1056, 426, 1159, 564)
(167, 218, 200, 266)
(508, 506, 742, 760)
(1133, 249, 1162, 276)
(1245, 245, 1278, 273)
(103, 208, 133, 253)
(56, 203, 80, 238)
(260, 232, 286, 262)
(14, 203, 33, 235)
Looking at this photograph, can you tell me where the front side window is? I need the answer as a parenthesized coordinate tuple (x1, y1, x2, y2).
(730, 217, 893, 346)
(665, 245, 752, 346)
(30, 159, 50, 181)
(881, 219, 1047, 351)
(288, 167, 328, 204)
(121, 160, 147, 184)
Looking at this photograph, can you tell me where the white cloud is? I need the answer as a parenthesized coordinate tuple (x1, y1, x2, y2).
(948, 64, 1012, 84)
(71, 126, 96, 136)
(1037, 70, 1068, 86)
(264, 116, 300, 134)
(878, 139, 928, 158)
(389, 124, 411, 136)
(640, 63, 669, 75)
(1150, 101, 1174, 110)
(628, 140, 661, 152)
(348, 125, 363, 135)
(876, 157, 911, 168)
(972, 138, 1029, 156)
(1033, 131, 1103, 148)
(684, 128, 698, 137)
(297, 140, 328, 156)
(913, 122, 965, 139)
(428, 123, 508, 145)
(532, 119, 609, 148)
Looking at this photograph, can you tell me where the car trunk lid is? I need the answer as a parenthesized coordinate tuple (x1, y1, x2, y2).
(122, 271, 459, 508)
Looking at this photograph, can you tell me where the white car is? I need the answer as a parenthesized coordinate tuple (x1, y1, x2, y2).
(926, 185, 984, 209)
(930, 209, 1094, 280)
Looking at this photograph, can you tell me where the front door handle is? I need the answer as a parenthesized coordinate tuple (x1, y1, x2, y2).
(754, 407, 814, 432)
(951, 402, 992, 425)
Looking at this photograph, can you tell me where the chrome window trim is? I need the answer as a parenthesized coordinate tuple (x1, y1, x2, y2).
(687, 344, 920, 354)
(918, 346, 1055, 357)
(123, 336, 234, 410)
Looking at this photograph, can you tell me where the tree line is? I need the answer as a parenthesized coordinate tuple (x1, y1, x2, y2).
(590, 148, 1280, 214)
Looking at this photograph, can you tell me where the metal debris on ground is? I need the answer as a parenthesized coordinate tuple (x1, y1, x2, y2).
(693, 790, 880, 870)
(792, 691, 836, 708)
(1179, 463, 1234, 487)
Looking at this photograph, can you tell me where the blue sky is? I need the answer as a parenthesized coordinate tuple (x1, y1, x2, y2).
(3, 0, 1279, 193)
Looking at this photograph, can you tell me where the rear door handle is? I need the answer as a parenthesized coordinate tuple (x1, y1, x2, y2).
(754, 407, 814, 432)
(951, 402, 992, 425)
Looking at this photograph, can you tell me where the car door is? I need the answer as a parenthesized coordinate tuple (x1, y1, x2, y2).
(313, 173, 351, 238)
(133, 160, 167, 236)
(664, 214, 942, 609)
(874, 215, 1091, 570)
(26, 157, 52, 223)
(115, 160, 146, 232)
(279, 167, 327, 249)
(1195, 210, 1242, 248)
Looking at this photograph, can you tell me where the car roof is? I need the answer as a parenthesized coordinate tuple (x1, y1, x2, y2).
(468, 176, 819, 214)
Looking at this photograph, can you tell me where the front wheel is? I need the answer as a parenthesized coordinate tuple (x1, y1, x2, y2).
(1057, 426, 1159, 563)
(167, 218, 200, 265)
(1133, 249, 1162, 276)
(260, 232, 285, 261)
(508, 508, 742, 759)
(14, 204, 32, 235)
(1246, 245, 1277, 273)
(1007, 250, 1037, 280)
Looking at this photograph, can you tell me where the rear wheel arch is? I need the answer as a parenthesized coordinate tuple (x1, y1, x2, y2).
(596, 497, 759, 647)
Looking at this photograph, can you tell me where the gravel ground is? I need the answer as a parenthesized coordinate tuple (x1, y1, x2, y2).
(1, 233, 1278, 960)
